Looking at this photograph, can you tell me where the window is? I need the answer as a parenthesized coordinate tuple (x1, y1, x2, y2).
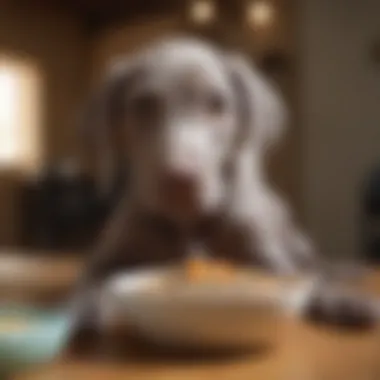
(0, 57, 42, 174)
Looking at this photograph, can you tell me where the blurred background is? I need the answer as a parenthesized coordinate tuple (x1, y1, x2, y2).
(0, 0, 380, 262)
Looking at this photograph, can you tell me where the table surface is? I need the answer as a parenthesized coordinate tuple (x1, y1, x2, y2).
(0, 251, 83, 304)
(4, 253, 380, 380)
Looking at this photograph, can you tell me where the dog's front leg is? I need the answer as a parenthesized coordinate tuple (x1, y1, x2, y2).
(230, 209, 380, 329)
(258, 225, 379, 328)
(300, 280, 380, 328)
(281, 223, 380, 328)
(63, 202, 140, 354)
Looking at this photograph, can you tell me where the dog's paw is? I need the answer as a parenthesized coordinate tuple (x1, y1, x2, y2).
(305, 288, 379, 329)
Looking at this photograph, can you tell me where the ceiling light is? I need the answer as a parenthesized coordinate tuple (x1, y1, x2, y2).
(190, 0, 216, 25)
(247, 1, 275, 28)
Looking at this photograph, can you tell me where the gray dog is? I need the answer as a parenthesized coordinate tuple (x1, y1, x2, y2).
(68, 37, 379, 349)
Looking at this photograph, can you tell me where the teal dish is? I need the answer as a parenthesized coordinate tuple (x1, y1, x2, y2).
(0, 305, 70, 375)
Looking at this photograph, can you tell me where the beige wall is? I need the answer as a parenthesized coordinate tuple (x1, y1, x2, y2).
(0, 4, 89, 244)
(299, 0, 380, 257)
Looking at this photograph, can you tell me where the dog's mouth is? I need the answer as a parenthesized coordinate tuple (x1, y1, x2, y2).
(156, 172, 202, 219)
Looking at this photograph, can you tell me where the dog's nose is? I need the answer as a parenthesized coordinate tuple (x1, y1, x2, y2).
(160, 171, 197, 196)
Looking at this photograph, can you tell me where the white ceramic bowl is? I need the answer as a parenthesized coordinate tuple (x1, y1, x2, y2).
(99, 266, 316, 350)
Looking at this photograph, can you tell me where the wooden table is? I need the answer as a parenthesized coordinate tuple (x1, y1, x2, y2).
(5, 255, 380, 380)
(0, 251, 83, 304)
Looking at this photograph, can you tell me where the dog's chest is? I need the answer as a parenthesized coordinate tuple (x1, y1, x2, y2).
(123, 214, 260, 267)
(201, 219, 260, 265)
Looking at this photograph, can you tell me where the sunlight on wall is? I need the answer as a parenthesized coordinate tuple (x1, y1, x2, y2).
(0, 57, 42, 175)
(0, 68, 18, 162)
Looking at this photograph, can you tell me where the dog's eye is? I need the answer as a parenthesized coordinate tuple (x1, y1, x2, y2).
(205, 92, 226, 116)
(129, 92, 163, 124)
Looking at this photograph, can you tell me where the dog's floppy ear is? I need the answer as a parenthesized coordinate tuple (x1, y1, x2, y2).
(81, 60, 138, 197)
(227, 54, 288, 158)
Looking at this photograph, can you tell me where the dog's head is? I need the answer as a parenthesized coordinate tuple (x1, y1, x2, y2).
(85, 37, 287, 223)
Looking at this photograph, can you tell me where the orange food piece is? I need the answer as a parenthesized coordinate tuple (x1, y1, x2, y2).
(185, 256, 236, 283)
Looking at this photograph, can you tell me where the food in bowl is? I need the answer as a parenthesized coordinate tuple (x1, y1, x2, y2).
(184, 256, 237, 283)
(179, 255, 287, 297)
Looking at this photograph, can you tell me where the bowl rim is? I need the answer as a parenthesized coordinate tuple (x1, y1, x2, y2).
(0, 305, 69, 339)
(102, 265, 316, 309)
